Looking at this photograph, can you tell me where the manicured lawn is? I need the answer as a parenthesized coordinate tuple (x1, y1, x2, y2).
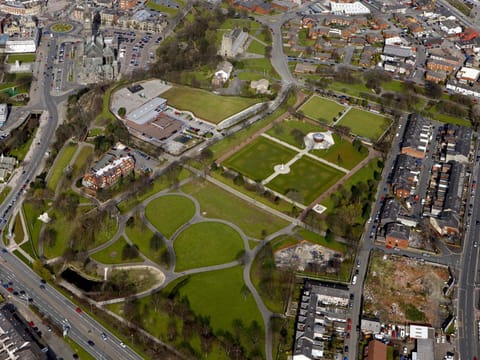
(209, 91, 297, 159)
(237, 71, 267, 81)
(336, 108, 391, 140)
(268, 156, 344, 205)
(71, 145, 93, 180)
(13, 214, 24, 245)
(381, 80, 404, 93)
(182, 180, 289, 238)
(174, 222, 244, 271)
(328, 81, 372, 99)
(176, 267, 264, 345)
(145, 195, 196, 239)
(22, 202, 44, 257)
(91, 237, 143, 264)
(223, 137, 297, 181)
(146, 0, 180, 17)
(218, 18, 262, 31)
(311, 133, 368, 170)
(161, 86, 260, 124)
(117, 168, 191, 213)
(241, 58, 278, 79)
(43, 211, 73, 259)
(426, 106, 472, 127)
(47, 142, 77, 192)
(266, 119, 325, 149)
(7, 53, 35, 63)
(247, 39, 266, 55)
(299, 95, 345, 124)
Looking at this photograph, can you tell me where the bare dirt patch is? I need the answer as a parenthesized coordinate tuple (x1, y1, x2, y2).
(363, 252, 451, 327)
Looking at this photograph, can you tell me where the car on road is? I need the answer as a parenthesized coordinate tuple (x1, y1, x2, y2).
(1, 249, 7, 254)
(101, 332, 107, 340)
(75, 307, 82, 314)
(120, 342, 127, 348)
(39, 284, 45, 289)
(344, 345, 349, 353)
(474, 241, 478, 248)
(87, 340, 95, 346)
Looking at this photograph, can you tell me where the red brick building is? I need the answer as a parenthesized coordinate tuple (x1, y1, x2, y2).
(119, 0, 137, 10)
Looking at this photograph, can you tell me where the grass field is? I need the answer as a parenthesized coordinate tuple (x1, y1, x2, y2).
(268, 156, 344, 205)
(13, 214, 24, 245)
(336, 108, 391, 140)
(71, 145, 93, 180)
(223, 137, 297, 181)
(47, 142, 77, 192)
(241, 58, 278, 79)
(145, 0, 180, 17)
(176, 267, 264, 345)
(311, 133, 367, 170)
(266, 119, 324, 149)
(7, 53, 35, 63)
(91, 237, 143, 264)
(145, 195, 196, 239)
(247, 39, 266, 55)
(160, 86, 259, 124)
(174, 222, 244, 271)
(182, 179, 289, 238)
(117, 168, 191, 213)
(22, 202, 44, 257)
(299, 96, 345, 124)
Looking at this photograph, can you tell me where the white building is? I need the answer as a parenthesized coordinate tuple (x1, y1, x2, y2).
(214, 61, 233, 82)
(456, 67, 480, 84)
(5, 28, 39, 53)
(330, 1, 370, 15)
(0, 105, 7, 127)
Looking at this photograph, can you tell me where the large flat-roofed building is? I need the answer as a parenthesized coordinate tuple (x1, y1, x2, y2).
(125, 97, 167, 125)
(0, 104, 7, 127)
(5, 27, 39, 53)
(82, 155, 135, 191)
(126, 113, 183, 141)
(330, 1, 370, 15)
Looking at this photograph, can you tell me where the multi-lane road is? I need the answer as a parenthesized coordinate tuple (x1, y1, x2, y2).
(0, 35, 144, 359)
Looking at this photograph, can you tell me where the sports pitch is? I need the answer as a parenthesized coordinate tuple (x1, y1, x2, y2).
(299, 95, 345, 124)
(336, 108, 391, 140)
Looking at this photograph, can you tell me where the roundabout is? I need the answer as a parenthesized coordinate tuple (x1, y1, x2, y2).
(50, 22, 74, 33)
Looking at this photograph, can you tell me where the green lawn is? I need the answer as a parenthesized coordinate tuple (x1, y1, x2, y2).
(176, 267, 264, 345)
(161, 86, 260, 124)
(218, 18, 263, 31)
(336, 108, 391, 140)
(247, 40, 266, 55)
(13, 213, 25, 245)
(328, 81, 372, 99)
(145, 195, 196, 239)
(71, 145, 93, 180)
(425, 105, 472, 127)
(7, 53, 35, 63)
(296, 228, 347, 253)
(182, 179, 288, 238)
(0, 186, 11, 205)
(266, 119, 325, 149)
(91, 237, 143, 264)
(43, 211, 74, 259)
(223, 137, 297, 181)
(241, 58, 278, 79)
(22, 202, 44, 257)
(209, 90, 297, 159)
(268, 156, 344, 205)
(311, 133, 368, 170)
(237, 71, 268, 81)
(174, 222, 244, 271)
(117, 168, 191, 213)
(299, 95, 345, 124)
(47, 142, 78, 192)
(145, 0, 180, 17)
(297, 29, 316, 47)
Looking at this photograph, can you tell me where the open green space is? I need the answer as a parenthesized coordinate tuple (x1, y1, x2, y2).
(336, 108, 391, 140)
(247, 39, 266, 55)
(268, 156, 344, 205)
(71, 145, 93, 178)
(22, 202, 44, 256)
(299, 96, 345, 124)
(182, 179, 288, 238)
(91, 237, 143, 264)
(209, 90, 297, 159)
(425, 105, 472, 127)
(174, 222, 244, 271)
(145, 195, 196, 239)
(296, 228, 347, 253)
(311, 134, 368, 170)
(223, 136, 297, 181)
(0, 187, 11, 204)
(297, 29, 316, 47)
(117, 168, 191, 213)
(161, 86, 259, 124)
(241, 58, 278, 79)
(237, 71, 268, 81)
(266, 119, 324, 149)
(51, 22, 73, 33)
(7, 53, 35, 63)
(146, 0, 180, 17)
(13, 213, 24, 245)
(218, 18, 263, 31)
(47, 142, 77, 192)
(328, 81, 371, 99)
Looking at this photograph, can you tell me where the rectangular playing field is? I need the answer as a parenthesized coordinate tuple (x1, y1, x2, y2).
(160, 86, 259, 124)
(336, 108, 391, 140)
(267, 156, 344, 204)
(299, 95, 345, 124)
(223, 137, 297, 181)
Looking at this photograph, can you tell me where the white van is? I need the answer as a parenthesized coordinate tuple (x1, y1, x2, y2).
(352, 275, 357, 285)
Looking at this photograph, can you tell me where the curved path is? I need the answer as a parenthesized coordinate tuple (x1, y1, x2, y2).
(84, 187, 296, 360)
